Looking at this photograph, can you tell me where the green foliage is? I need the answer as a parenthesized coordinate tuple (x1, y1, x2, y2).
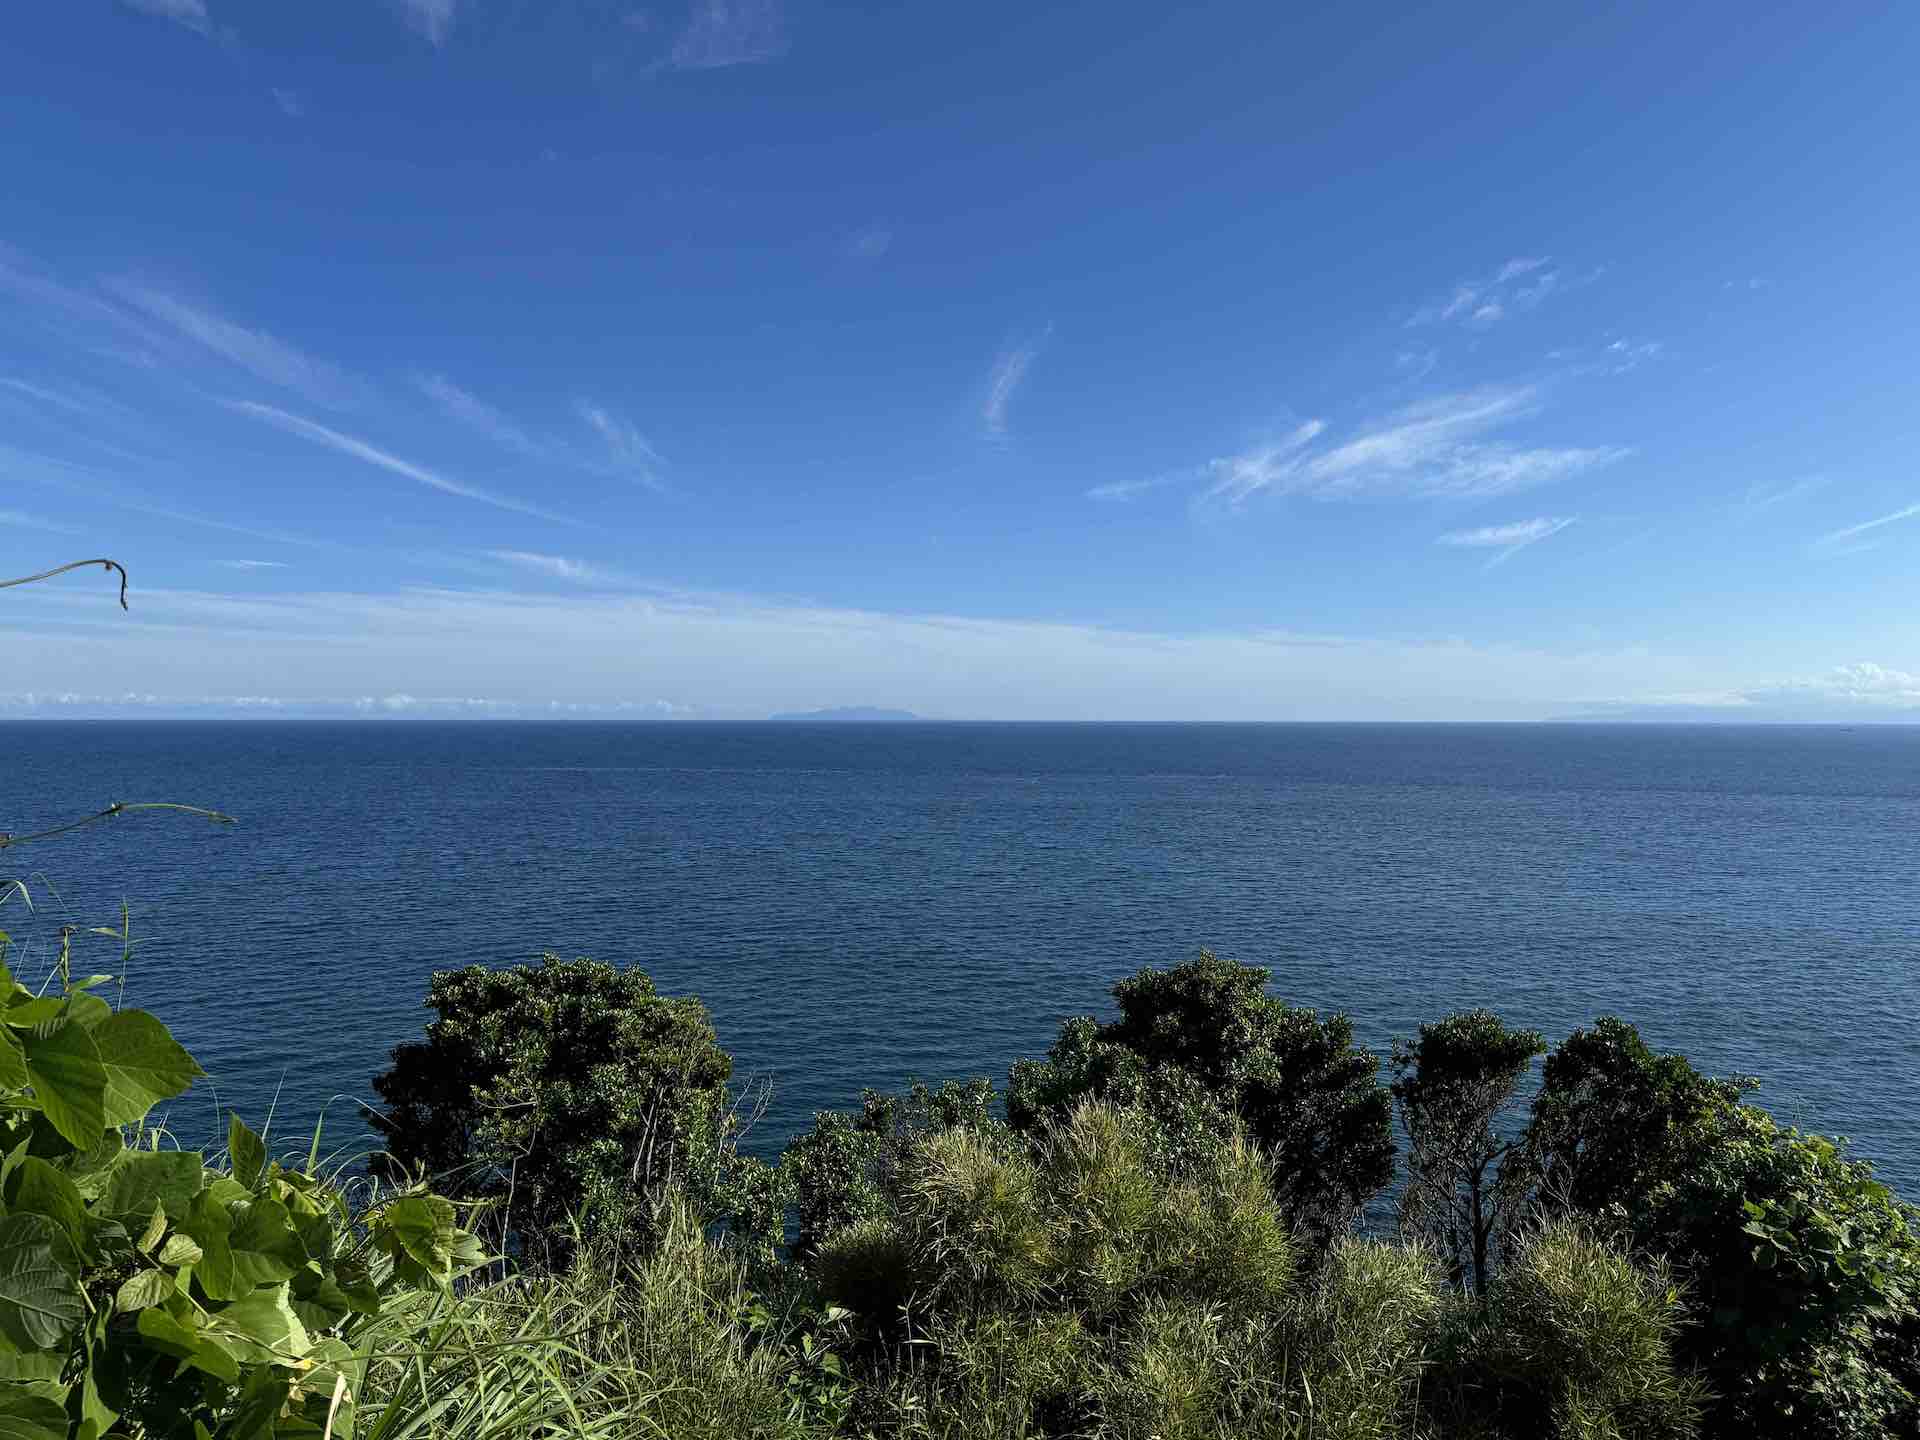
(0, 943, 480, 1440)
(1434, 1220, 1709, 1440)
(371, 954, 782, 1262)
(1392, 1009, 1546, 1294)
(1631, 1107, 1919, 1440)
(1006, 951, 1395, 1248)
(1523, 1017, 1753, 1218)
(1290, 1238, 1451, 1440)
(783, 1079, 1003, 1263)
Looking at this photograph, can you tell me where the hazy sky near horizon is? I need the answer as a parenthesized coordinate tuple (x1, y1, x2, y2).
(2, 1, 1917, 719)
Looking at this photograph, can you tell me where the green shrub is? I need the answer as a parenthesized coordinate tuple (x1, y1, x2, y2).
(1006, 950, 1395, 1249)
(1438, 1220, 1708, 1440)
(1633, 1108, 1919, 1440)
(371, 954, 783, 1264)
(0, 947, 480, 1440)
(1291, 1237, 1450, 1440)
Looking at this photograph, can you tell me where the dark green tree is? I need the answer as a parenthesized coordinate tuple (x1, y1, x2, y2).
(1006, 951, 1395, 1249)
(1391, 1009, 1545, 1293)
(372, 954, 779, 1262)
(1521, 1015, 1753, 1217)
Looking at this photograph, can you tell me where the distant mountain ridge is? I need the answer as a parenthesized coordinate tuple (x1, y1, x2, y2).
(766, 706, 922, 722)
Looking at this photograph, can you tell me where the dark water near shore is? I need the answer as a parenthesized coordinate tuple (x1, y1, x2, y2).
(2, 721, 1915, 1196)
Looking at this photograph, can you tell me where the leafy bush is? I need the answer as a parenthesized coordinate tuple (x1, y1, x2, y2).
(1006, 951, 1395, 1248)
(371, 954, 782, 1263)
(1435, 1220, 1708, 1440)
(1633, 1107, 1918, 1440)
(1290, 1238, 1451, 1440)
(0, 947, 480, 1440)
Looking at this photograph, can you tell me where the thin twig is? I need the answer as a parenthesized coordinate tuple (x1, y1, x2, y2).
(0, 801, 237, 850)
(0, 558, 128, 609)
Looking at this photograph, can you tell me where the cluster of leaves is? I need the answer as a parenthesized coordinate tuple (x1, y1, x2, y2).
(1004, 950, 1396, 1249)
(0, 948, 481, 1440)
(371, 955, 785, 1266)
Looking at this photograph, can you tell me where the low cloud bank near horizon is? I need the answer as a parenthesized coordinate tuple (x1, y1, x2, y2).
(0, 582, 1903, 724)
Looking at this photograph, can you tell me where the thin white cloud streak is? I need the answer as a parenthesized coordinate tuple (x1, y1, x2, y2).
(1437, 515, 1576, 568)
(398, 0, 456, 45)
(219, 559, 288, 570)
(672, 0, 785, 68)
(417, 374, 552, 461)
(576, 401, 666, 490)
(111, 286, 362, 407)
(118, 0, 210, 34)
(1199, 390, 1627, 508)
(485, 550, 604, 583)
(0, 582, 1738, 721)
(1738, 475, 1827, 514)
(223, 401, 572, 523)
(983, 332, 1047, 437)
(0, 379, 98, 414)
(1087, 475, 1183, 502)
(1437, 517, 1574, 548)
(271, 89, 304, 118)
(1410, 256, 1562, 328)
(1820, 501, 1920, 546)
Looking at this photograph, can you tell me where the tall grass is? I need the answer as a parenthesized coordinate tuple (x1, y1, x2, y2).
(352, 1197, 828, 1440)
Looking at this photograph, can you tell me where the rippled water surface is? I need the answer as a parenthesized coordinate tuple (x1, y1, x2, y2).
(3, 721, 1915, 1195)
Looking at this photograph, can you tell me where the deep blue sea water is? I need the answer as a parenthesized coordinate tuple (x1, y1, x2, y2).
(2, 721, 1915, 1198)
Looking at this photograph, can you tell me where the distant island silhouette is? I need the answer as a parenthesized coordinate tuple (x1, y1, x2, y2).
(766, 706, 923, 722)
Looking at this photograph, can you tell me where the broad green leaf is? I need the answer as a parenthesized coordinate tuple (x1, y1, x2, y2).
(94, 1012, 203, 1127)
(0, 1331, 64, 1381)
(2, 1001, 64, 1029)
(227, 1113, 266, 1191)
(0, 1214, 84, 1350)
(113, 1269, 173, 1313)
(0, 1030, 26, 1092)
(6, 1158, 84, 1249)
(209, 1285, 310, 1364)
(134, 1304, 198, 1358)
(79, 1216, 134, 1269)
(229, 1198, 306, 1288)
(0, 1386, 68, 1440)
(103, 1151, 203, 1227)
(21, 1024, 107, 1150)
(157, 1233, 202, 1267)
(376, 1194, 458, 1283)
(65, 1130, 122, 1200)
(60, 992, 112, 1031)
(332, 1257, 379, 1314)
(137, 1204, 167, 1254)
(179, 1188, 236, 1301)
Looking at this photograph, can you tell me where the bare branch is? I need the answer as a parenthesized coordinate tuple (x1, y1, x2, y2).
(0, 802, 237, 851)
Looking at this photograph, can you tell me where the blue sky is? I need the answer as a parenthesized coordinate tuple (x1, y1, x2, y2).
(1, 0, 1916, 719)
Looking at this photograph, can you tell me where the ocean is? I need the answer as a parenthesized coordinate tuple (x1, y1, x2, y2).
(2, 721, 1914, 1198)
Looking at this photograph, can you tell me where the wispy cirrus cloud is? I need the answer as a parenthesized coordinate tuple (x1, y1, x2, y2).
(1087, 475, 1185, 502)
(576, 401, 666, 490)
(222, 401, 570, 522)
(118, 0, 211, 35)
(983, 330, 1049, 437)
(1437, 515, 1576, 567)
(1818, 500, 1920, 548)
(1737, 475, 1827, 515)
(485, 550, 609, 583)
(671, 0, 785, 68)
(271, 89, 304, 118)
(1199, 389, 1627, 508)
(416, 374, 552, 462)
(397, 0, 456, 46)
(219, 559, 288, 570)
(110, 285, 363, 407)
(1409, 256, 1565, 329)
